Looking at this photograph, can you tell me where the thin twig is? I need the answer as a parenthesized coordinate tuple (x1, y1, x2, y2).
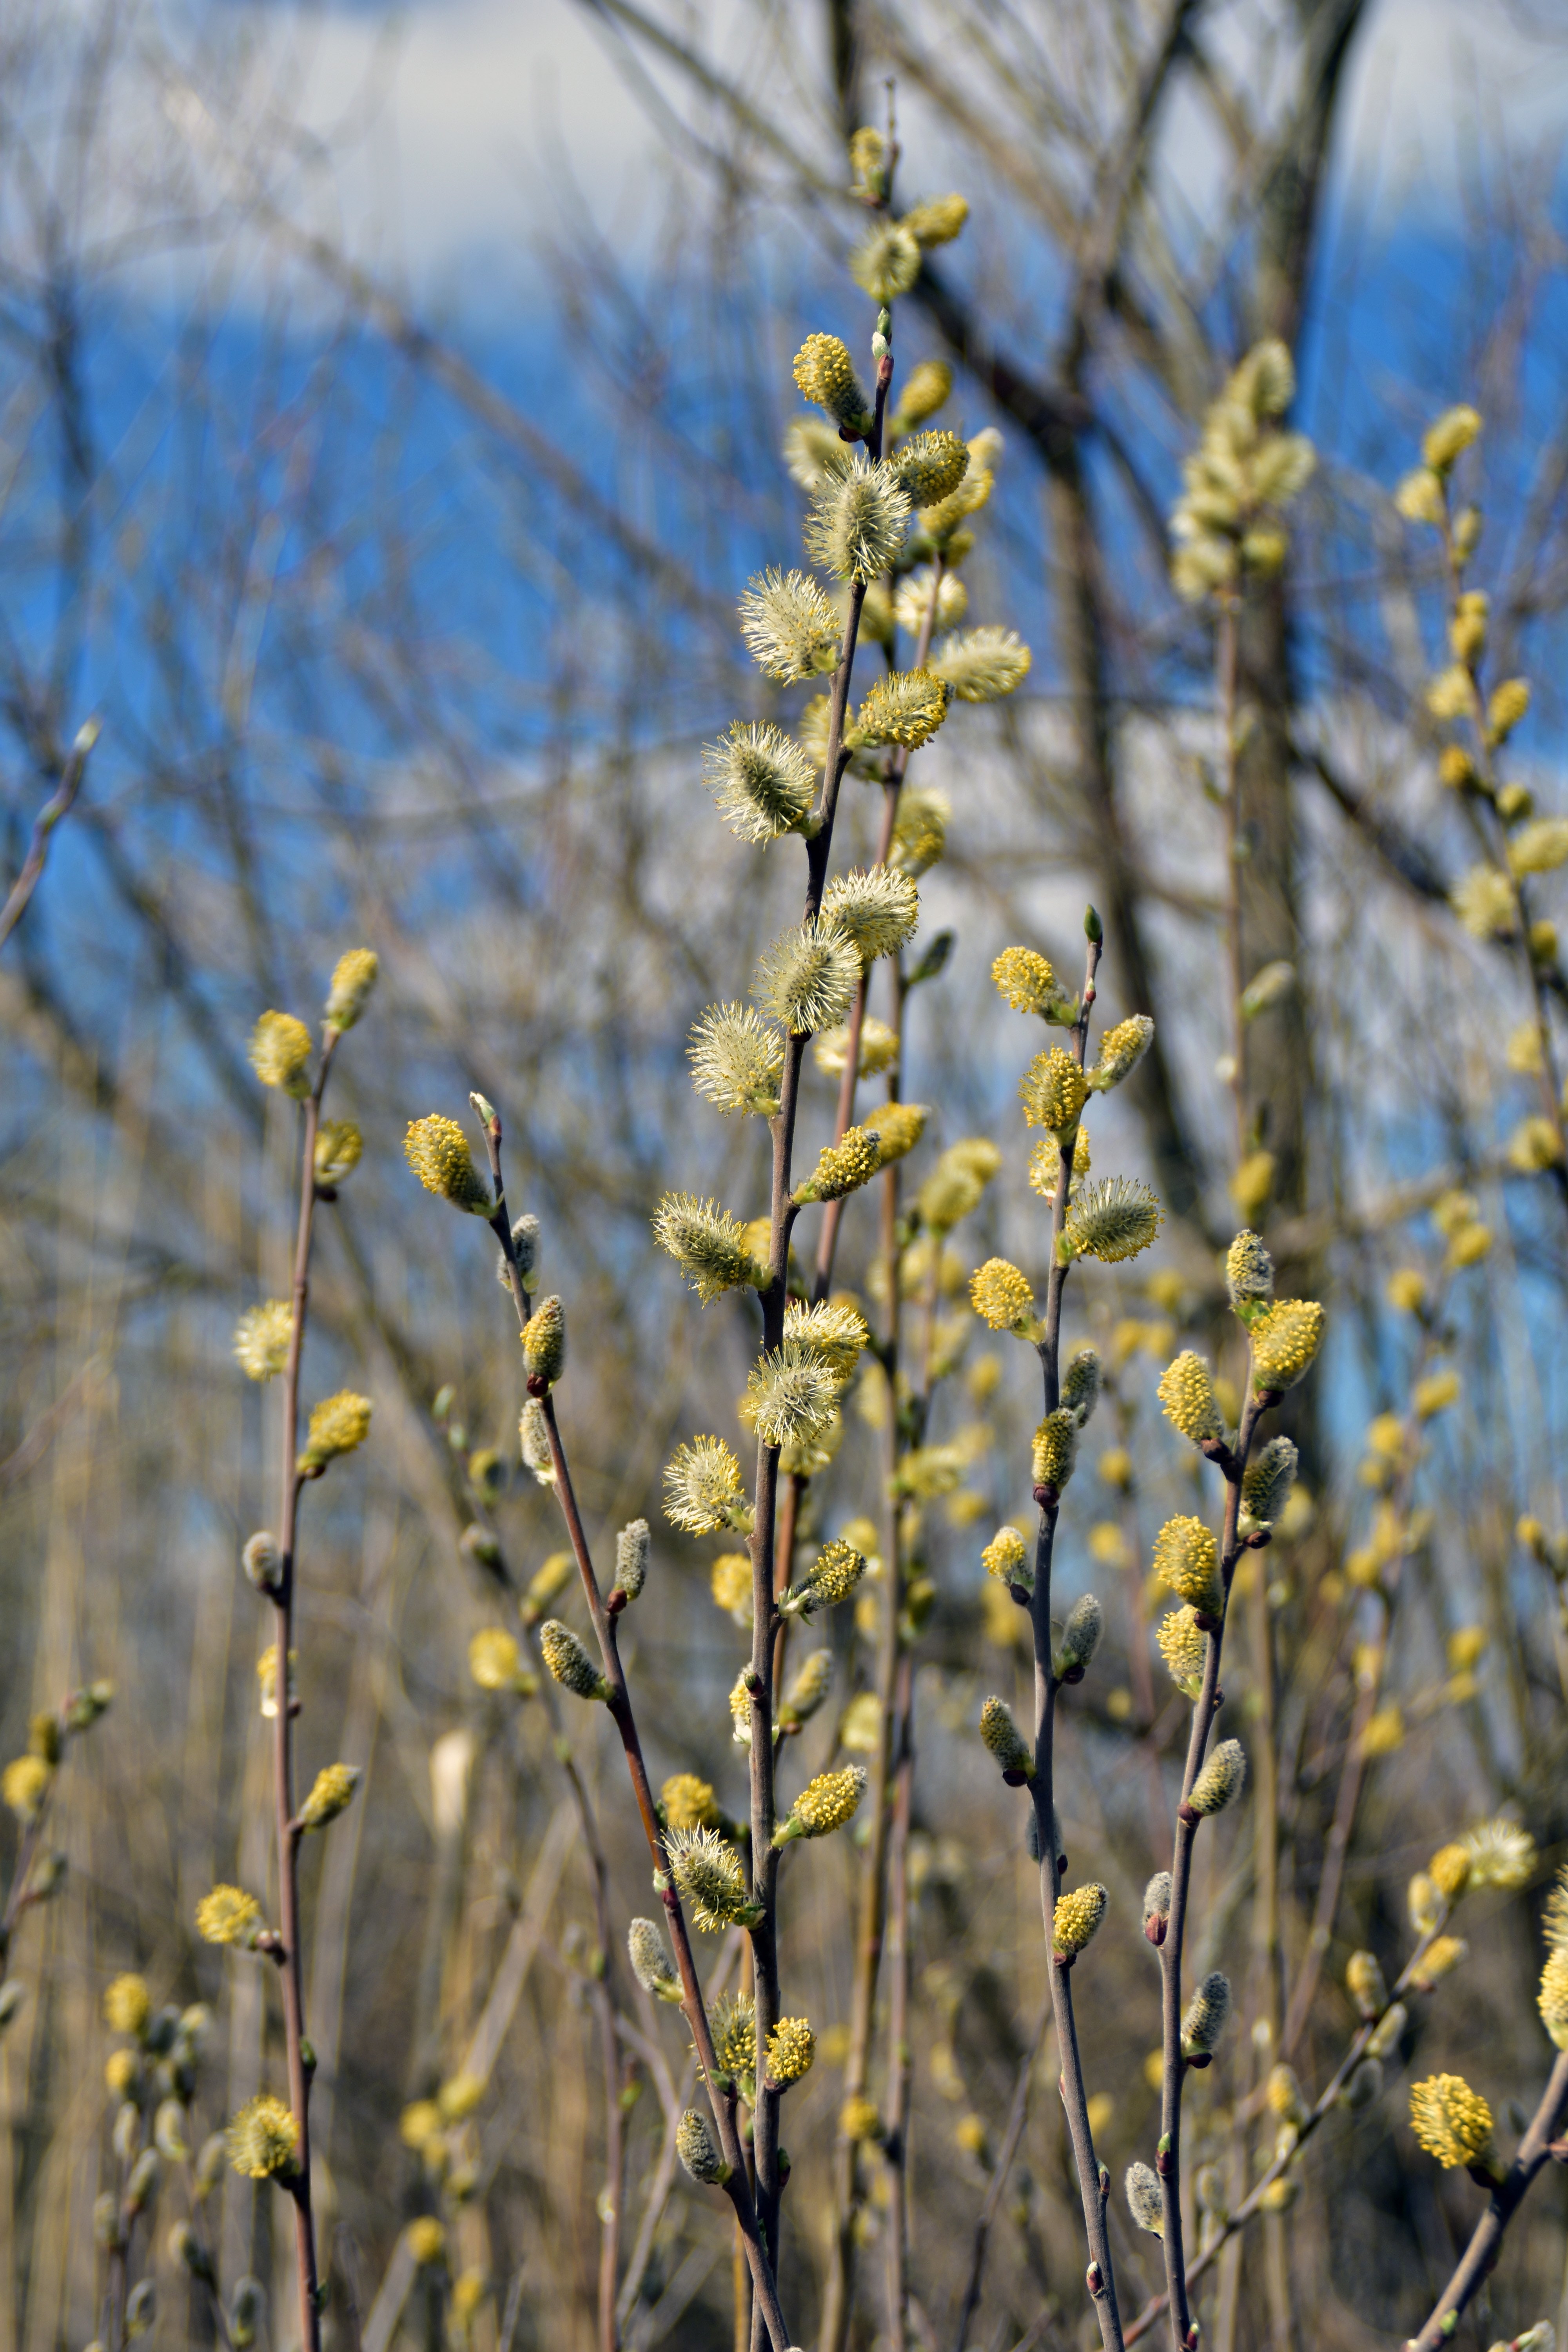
(0, 717, 98, 951)
(272, 1024, 341, 2352)
(479, 1112, 791, 2350)
(1027, 928, 1125, 2352)
(1405, 2052, 1568, 2351)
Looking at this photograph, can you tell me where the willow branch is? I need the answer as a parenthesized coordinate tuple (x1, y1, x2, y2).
(1025, 930, 1123, 2352)
(1405, 2053, 1568, 2352)
(1157, 1379, 1268, 2352)
(272, 1027, 340, 2352)
(1125, 1922, 1449, 2345)
(479, 1114, 790, 2349)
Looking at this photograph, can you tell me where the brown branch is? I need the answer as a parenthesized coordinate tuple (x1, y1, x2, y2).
(476, 1117, 790, 2350)
(1025, 927, 1125, 2352)
(1405, 2053, 1568, 2352)
(1124, 1922, 1448, 2345)
(270, 1028, 340, 2352)
(1156, 1384, 1262, 2352)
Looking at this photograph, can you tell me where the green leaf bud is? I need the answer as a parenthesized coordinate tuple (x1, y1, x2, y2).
(1062, 1348, 1102, 1425)
(979, 1695, 1033, 1783)
(323, 948, 378, 1033)
(1181, 1971, 1231, 2058)
(1055, 1592, 1103, 1680)
(1186, 1738, 1246, 1818)
(613, 1519, 650, 1604)
(539, 1621, 610, 1704)
(627, 1918, 682, 2005)
(522, 1296, 566, 1388)
(675, 2108, 731, 2185)
(1125, 2161, 1164, 2235)
(1225, 1229, 1275, 1318)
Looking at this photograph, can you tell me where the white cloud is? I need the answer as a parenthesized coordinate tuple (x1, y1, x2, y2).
(152, 0, 1568, 297)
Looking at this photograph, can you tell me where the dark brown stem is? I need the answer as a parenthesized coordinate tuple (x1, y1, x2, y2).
(1157, 1388, 1263, 2352)
(481, 1123, 783, 2346)
(273, 1026, 339, 2352)
(884, 1651, 916, 2351)
(1027, 933, 1122, 2352)
(1404, 2053, 1568, 2350)
(1123, 1923, 1449, 2345)
(517, 1621, 624, 2352)
(535, 1392, 792, 2352)
(811, 551, 944, 1307)
(820, 1003, 907, 2352)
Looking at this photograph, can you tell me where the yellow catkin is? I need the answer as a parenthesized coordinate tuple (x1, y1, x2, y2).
(1539, 1949, 1568, 2049)
(1020, 1047, 1089, 1134)
(969, 1259, 1035, 1331)
(792, 332, 869, 428)
(1408, 2074, 1494, 2169)
(1158, 1352, 1223, 1446)
(1052, 1882, 1107, 1956)
(992, 946, 1057, 1013)
(1428, 1843, 1471, 1902)
(103, 1974, 151, 2036)
(662, 1774, 720, 1832)
(1249, 1298, 1326, 1393)
(406, 2217, 448, 2266)
(249, 1011, 312, 1096)
(196, 1887, 261, 1945)
(766, 2018, 815, 2085)
(227, 2093, 300, 2179)
(982, 1526, 1028, 1583)
(1154, 1516, 1223, 1615)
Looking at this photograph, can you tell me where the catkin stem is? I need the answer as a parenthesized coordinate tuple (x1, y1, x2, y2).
(534, 1390, 792, 2351)
(883, 1651, 916, 2352)
(272, 1026, 339, 2352)
(483, 1150, 788, 2350)
(810, 550, 945, 1306)
(1156, 1387, 1261, 2352)
(1027, 934, 1124, 2352)
(1123, 1922, 1524, 2344)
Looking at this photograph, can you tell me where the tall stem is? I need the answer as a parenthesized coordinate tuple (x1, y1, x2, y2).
(1025, 933, 1123, 2352)
(883, 1652, 915, 2352)
(478, 1125, 790, 2350)
(811, 552, 945, 1306)
(272, 1028, 338, 2352)
(1157, 1395, 1263, 2352)
(820, 967, 907, 2352)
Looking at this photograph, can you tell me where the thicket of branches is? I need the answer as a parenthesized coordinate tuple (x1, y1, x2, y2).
(4, 3, 1568, 2350)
